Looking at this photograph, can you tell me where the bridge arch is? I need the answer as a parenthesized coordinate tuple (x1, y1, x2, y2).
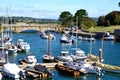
(3, 23, 62, 33)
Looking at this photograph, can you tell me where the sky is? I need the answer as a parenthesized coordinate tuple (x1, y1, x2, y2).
(0, 0, 120, 19)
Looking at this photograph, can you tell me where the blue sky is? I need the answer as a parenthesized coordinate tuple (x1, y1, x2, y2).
(0, 0, 119, 19)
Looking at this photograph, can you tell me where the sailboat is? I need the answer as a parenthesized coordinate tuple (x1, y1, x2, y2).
(70, 17, 87, 61)
(3, 7, 17, 53)
(0, 23, 6, 65)
(42, 32, 55, 62)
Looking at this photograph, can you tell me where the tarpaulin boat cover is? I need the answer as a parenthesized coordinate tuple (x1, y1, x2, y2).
(2, 63, 21, 74)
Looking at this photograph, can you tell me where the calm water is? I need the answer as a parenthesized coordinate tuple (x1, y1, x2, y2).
(3, 32, 120, 80)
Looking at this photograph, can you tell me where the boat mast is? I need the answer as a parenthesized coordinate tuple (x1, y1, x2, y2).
(76, 16, 78, 53)
(101, 35, 104, 61)
(89, 32, 92, 54)
(1, 20, 4, 59)
(47, 32, 50, 55)
(6, 6, 10, 37)
(10, 7, 12, 39)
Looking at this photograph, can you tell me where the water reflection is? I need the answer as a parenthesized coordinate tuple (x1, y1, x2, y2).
(8, 53, 18, 63)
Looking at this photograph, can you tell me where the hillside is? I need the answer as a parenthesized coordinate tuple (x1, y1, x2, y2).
(0, 16, 58, 24)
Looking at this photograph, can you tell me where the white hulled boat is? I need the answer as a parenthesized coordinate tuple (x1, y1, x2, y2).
(104, 32, 115, 40)
(65, 61, 104, 76)
(17, 39, 30, 52)
(70, 48, 87, 61)
(56, 43, 73, 62)
(2, 63, 21, 79)
(19, 54, 37, 67)
(60, 34, 73, 43)
(57, 50, 73, 62)
(40, 32, 55, 40)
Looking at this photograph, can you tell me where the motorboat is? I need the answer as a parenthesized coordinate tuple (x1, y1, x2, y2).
(6, 44, 17, 53)
(65, 61, 104, 76)
(104, 32, 115, 40)
(104, 35, 114, 40)
(19, 54, 37, 67)
(40, 32, 55, 40)
(60, 34, 73, 43)
(78, 36, 82, 40)
(56, 50, 73, 62)
(96, 62, 120, 73)
(2, 63, 22, 79)
(82, 37, 95, 41)
(17, 39, 30, 52)
(70, 48, 87, 61)
(42, 53, 55, 63)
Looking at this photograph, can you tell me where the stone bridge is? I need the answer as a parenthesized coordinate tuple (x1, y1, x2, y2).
(2, 23, 61, 33)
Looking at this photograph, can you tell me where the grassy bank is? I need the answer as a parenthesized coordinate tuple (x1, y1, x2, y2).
(86, 26, 120, 33)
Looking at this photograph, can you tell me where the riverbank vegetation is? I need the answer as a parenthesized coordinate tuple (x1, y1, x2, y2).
(58, 8, 120, 33)
(86, 25, 120, 33)
(59, 9, 97, 29)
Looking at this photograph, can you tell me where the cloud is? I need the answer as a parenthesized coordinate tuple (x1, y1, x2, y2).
(11, 9, 60, 19)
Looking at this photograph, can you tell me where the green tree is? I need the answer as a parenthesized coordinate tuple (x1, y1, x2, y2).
(104, 19, 111, 26)
(105, 11, 120, 25)
(59, 11, 73, 27)
(97, 16, 105, 26)
(74, 9, 96, 29)
(74, 9, 88, 28)
(81, 17, 97, 29)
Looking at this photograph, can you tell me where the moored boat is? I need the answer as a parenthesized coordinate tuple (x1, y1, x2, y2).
(70, 48, 87, 61)
(19, 54, 37, 67)
(2, 63, 25, 79)
(56, 50, 73, 62)
(96, 62, 120, 73)
(55, 63, 86, 76)
(104, 32, 115, 40)
(65, 61, 104, 76)
(60, 34, 73, 43)
(40, 32, 55, 40)
(17, 39, 30, 52)
(42, 32, 55, 63)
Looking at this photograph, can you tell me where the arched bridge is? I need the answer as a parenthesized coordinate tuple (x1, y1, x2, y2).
(2, 23, 61, 33)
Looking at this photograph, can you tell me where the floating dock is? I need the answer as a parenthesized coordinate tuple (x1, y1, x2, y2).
(96, 62, 120, 73)
(40, 62, 64, 68)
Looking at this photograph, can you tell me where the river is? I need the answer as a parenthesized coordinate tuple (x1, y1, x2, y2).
(2, 32, 120, 80)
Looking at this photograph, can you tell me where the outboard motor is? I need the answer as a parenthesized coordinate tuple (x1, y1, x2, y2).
(97, 67, 105, 77)
(19, 70, 26, 79)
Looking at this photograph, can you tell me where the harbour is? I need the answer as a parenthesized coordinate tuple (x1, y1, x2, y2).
(0, 32, 120, 80)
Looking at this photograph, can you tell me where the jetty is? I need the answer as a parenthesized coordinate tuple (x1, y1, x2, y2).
(40, 62, 64, 68)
